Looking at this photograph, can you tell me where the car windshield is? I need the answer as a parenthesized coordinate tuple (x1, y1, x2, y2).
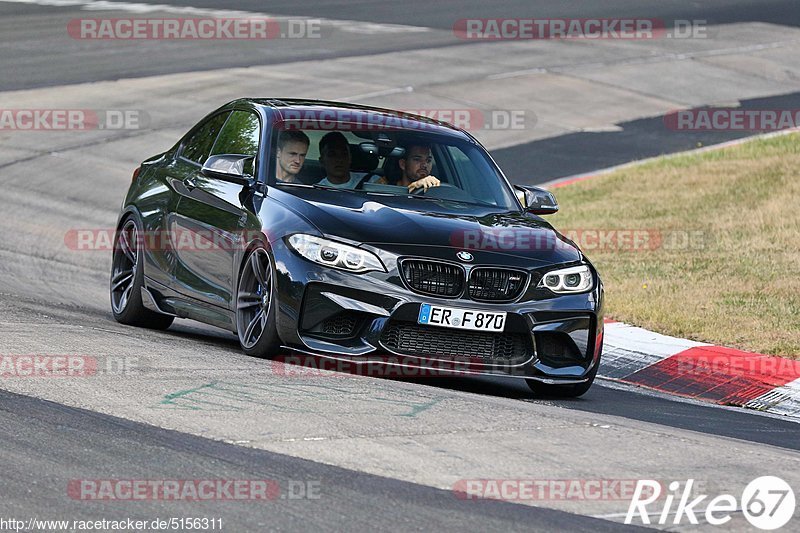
(269, 125, 519, 210)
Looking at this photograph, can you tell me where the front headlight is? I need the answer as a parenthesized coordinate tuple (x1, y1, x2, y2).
(538, 264, 593, 294)
(287, 234, 386, 274)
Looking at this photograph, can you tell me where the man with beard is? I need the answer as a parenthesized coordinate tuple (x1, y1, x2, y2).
(396, 143, 441, 192)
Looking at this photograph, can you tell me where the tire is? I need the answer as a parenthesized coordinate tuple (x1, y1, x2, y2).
(110, 216, 174, 330)
(235, 246, 281, 358)
(526, 362, 599, 398)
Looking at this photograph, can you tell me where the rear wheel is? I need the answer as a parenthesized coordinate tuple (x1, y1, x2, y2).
(110, 217, 174, 330)
(236, 246, 280, 358)
(526, 363, 598, 398)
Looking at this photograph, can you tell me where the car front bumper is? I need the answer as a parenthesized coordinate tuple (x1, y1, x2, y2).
(271, 239, 604, 383)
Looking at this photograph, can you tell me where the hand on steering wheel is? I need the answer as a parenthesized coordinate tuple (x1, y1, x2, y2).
(407, 175, 441, 193)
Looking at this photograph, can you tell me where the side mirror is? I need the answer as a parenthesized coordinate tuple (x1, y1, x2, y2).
(201, 154, 255, 186)
(514, 185, 559, 215)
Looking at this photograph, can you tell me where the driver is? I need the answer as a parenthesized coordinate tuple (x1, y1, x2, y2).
(397, 143, 441, 192)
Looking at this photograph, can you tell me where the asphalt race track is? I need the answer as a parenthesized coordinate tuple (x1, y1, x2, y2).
(3, 0, 800, 91)
(1, 1, 799, 531)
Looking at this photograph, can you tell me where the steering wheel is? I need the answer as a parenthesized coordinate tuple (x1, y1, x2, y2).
(410, 182, 455, 195)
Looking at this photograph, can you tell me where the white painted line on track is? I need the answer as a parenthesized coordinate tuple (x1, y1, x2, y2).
(345, 86, 414, 100)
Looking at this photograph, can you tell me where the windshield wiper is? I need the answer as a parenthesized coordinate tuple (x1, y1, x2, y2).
(399, 194, 495, 208)
(402, 194, 441, 201)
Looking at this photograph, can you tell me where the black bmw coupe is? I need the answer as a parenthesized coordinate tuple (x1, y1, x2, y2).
(111, 98, 604, 396)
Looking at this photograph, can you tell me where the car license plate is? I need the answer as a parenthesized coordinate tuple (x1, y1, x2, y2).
(417, 304, 506, 332)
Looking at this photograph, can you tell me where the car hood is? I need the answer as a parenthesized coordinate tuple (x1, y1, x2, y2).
(272, 188, 582, 266)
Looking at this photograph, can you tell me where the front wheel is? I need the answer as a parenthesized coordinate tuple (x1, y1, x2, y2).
(236, 246, 281, 358)
(110, 217, 174, 330)
(526, 363, 599, 398)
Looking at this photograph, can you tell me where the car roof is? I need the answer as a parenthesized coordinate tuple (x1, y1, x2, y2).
(239, 98, 474, 141)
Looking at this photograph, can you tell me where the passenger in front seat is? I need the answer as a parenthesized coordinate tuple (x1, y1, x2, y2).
(317, 132, 378, 188)
(275, 130, 309, 183)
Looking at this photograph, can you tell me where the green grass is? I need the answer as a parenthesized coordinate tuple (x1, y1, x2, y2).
(549, 133, 800, 357)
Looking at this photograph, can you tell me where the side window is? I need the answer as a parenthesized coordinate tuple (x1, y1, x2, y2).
(210, 111, 261, 176)
(181, 112, 230, 165)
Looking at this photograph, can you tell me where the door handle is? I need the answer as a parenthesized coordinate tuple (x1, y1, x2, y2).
(183, 177, 197, 190)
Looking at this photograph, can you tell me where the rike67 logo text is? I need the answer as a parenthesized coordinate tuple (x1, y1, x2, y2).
(626, 476, 795, 530)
